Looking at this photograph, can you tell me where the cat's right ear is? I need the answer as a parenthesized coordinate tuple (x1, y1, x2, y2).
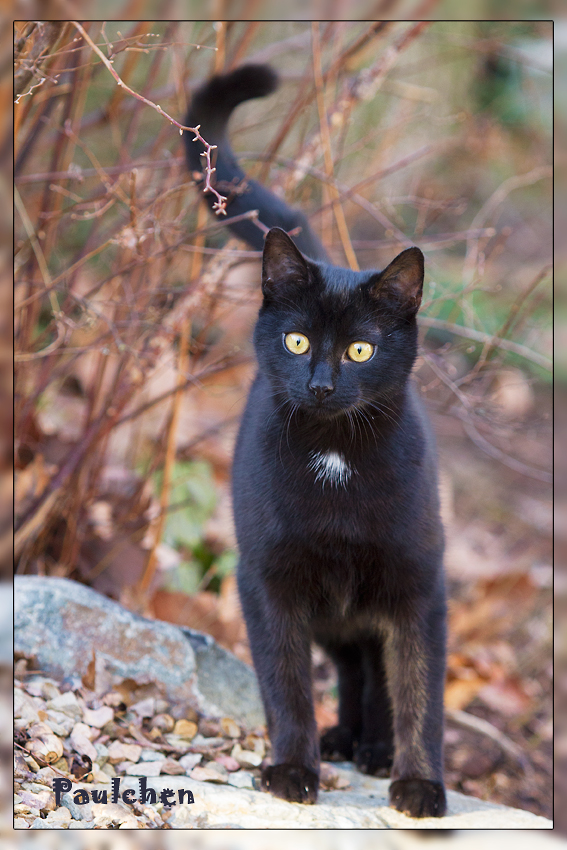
(369, 246, 424, 317)
(262, 227, 309, 299)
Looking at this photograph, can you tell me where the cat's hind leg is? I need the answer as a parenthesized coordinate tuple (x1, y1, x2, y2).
(317, 641, 363, 762)
(354, 634, 395, 775)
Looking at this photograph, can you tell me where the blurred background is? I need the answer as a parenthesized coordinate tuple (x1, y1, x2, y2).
(10, 6, 555, 841)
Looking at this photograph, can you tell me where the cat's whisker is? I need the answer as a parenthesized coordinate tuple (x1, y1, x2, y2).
(265, 400, 290, 431)
(346, 409, 356, 448)
(361, 398, 401, 426)
(356, 407, 380, 447)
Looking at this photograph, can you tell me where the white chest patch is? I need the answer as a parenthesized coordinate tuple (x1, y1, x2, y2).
(308, 450, 353, 487)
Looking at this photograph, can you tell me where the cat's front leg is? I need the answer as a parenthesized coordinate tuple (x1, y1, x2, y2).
(238, 576, 320, 803)
(384, 598, 447, 818)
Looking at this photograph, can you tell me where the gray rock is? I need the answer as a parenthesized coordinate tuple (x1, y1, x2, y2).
(14, 575, 264, 727)
(227, 770, 255, 789)
(29, 817, 60, 829)
(61, 791, 90, 821)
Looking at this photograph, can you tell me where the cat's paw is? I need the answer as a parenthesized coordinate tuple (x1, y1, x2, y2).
(389, 778, 447, 818)
(261, 763, 319, 804)
(320, 725, 354, 761)
(355, 741, 393, 776)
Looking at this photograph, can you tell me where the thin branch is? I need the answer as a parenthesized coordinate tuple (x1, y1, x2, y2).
(316, 141, 453, 217)
(69, 21, 227, 215)
(418, 317, 552, 372)
(446, 709, 531, 774)
(15, 156, 186, 185)
(116, 354, 252, 427)
(463, 166, 552, 286)
(462, 419, 552, 484)
(14, 21, 66, 97)
(312, 22, 359, 271)
(139, 201, 208, 594)
(471, 263, 552, 374)
(242, 152, 415, 248)
(420, 351, 473, 411)
(15, 209, 261, 313)
(356, 228, 496, 254)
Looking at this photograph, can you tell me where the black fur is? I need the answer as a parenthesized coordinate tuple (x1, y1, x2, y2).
(186, 65, 447, 818)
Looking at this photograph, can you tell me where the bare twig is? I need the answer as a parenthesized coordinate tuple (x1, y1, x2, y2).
(463, 166, 552, 286)
(420, 351, 473, 411)
(243, 152, 415, 248)
(446, 708, 532, 774)
(117, 354, 252, 427)
(15, 155, 185, 184)
(69, 21, 227, 215)
(139, 202, 209, 594)
(462, 419, 552, 484)
(14, 22, 66, 98)
(315, 141, 453, 217)
(15, 209, 261, 313)
(418, 317, 552, 372)
(312, 22, 358, 271)
(471, 263, 552, 375)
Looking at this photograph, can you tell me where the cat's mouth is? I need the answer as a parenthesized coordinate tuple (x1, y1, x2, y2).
(299, 398, 350, 419)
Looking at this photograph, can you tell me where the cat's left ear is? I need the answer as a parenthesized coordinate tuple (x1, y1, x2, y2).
(369, 247, 424, 316)
(262, 227, 309, 299)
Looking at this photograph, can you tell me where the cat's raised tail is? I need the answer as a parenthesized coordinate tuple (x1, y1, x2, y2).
(185, 64, 328, 260)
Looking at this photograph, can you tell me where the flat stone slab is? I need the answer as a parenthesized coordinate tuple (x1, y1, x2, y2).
(124, 767, 553, 829)
(14, 575, 264, 727)
(52, 765, 551, 829)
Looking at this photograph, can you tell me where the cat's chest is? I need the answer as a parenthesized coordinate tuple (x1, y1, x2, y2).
(276, 442, 395, 540)
(306, 450, 354, 488)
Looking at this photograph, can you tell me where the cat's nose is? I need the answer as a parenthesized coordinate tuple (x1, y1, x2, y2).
(308, 382, 334, 401)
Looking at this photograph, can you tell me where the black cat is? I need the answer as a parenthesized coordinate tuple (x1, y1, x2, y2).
(186, 65, 447, 818)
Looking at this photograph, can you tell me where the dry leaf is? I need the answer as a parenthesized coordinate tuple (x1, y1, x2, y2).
(444, 677, 486, 711)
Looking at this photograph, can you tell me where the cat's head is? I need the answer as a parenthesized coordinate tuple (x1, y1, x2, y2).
(253, 228, 424, 418)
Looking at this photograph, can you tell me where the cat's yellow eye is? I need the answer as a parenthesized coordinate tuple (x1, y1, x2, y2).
(284, 332, 310, 355)
(347, 341, 374, 362)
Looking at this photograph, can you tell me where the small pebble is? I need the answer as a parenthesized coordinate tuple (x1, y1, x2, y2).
(190, 733, 225, 748)
(190, 764, 228, 783)
(161, 758, 186, 775)
(178, 753, 202, 772)
(227, 770, 255, 789)
(82, 705, 114, 728)
(45, 807, 72, 825)
(45, 692, 82, 719)
(151, 713, 175, 732)
(173, 719, 198, 739)
(125, 759, 164, 776)
(140, 748, 166, 762)
(231, 743, 262, 767)
(215, 754, 240, 772)
(107, 741, 142, 764)
(130, 697, 155, 718)
(220, 717, 240, 738)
